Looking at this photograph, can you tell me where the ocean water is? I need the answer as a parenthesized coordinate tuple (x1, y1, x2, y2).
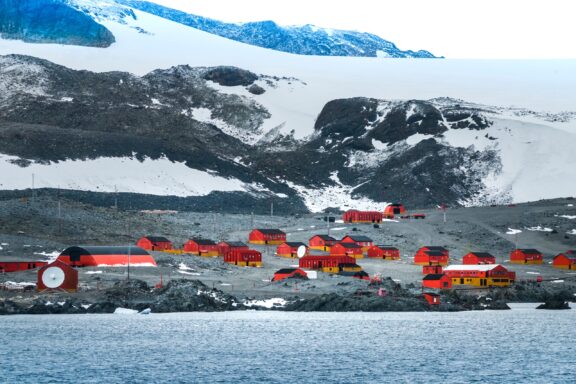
(0, 304, 574, 383)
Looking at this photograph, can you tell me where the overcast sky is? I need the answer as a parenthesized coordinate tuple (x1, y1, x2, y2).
(153, 0, 576, 59)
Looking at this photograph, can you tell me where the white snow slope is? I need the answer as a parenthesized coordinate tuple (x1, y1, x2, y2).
(0, 0, 575, 208)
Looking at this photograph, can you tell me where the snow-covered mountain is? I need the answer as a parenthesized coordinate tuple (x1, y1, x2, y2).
(0, 0, 574, 212)
(0, 0, 437, 58)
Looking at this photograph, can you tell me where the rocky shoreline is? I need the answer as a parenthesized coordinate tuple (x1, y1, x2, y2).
(1, 279, 573, 315)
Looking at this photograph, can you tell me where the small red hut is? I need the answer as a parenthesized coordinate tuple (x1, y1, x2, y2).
(423, 292, 441, 305)
(330, 243, 364, 259)
(422, 274, 452, 289)
(340, 235, 373, 251)
(342, 210, 384, 223)
(510, 249, 543, 264)
(217, 241, 249, 257)
(463, 252, 496, 265)
(367, 245, 400, 260)
(414, 246, 449, 266)
(224, 249, 262, 267)
(184, 239, 219, 256)
(384, 203, 406, 217)
(136, 236, 173, 251)
(249, 229, 286, 245)
(272, 268, 308, 282)
(57, 246, 157, 267)
(0, 261, 47, 273)
(309, 235, 337, 251)
(553, 250, 576, 270)
(37, 260, 78, 292)
(276, 242, 308, 258)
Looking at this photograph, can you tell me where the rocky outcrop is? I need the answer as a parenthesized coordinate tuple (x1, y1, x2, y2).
(0, 0, 115, 47)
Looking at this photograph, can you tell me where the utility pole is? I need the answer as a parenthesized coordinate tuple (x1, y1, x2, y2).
(251, 211, 254, 229)
(270, 202, 274, 217)
(127, 244, 131, 280)
(31, 173, 35, 203)
(327, 214, 331, 237)
(114, 185, 118, 211)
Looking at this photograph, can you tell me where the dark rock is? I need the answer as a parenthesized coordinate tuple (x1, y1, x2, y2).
(202, 66, 258, 86)
(536, 301, 571, 310)
(247, 84, 265, 95)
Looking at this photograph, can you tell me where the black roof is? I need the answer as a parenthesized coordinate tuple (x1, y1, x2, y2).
(144, 236, 171, 243)
(424, 251, 446, 257)
(339, 263, 360, 268)
(468, 252, 495, 258)
(284, 242, 307, 247)
(423, 246, 448, 252)
(376, 245, 399, 250)
(390, 203, 404, 206)
(255, 229, 286, 235)
(343, 235, 373, 242)
(337, 243, 362, 249)
(423, 274, 446, 280)
(221, 241, 247, 248)
(275, 268, 300, 274)
(312, 235, 337, 241)
(517, 249, 541, 254)
(189, 238, 217, 245)
(60, 246, 150, 256)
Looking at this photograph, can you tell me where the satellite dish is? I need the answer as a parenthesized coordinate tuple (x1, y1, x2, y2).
(297, 245, 307, 258)
(42, 266, 65, 289)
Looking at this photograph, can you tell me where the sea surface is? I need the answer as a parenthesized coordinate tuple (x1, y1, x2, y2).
(0, 304, 574, 383)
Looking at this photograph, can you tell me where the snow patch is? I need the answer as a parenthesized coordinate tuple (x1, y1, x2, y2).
(114, 307, 139, 315)
(506, 228, 522, 235)
(84, 271, 103, 274)
(243, 298, 287, 308)
(525, 226, 553, 232)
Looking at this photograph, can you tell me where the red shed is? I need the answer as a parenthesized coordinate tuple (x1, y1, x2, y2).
(341, 235, 373, 251)
(299, 255, 357, 273)
(57, 246, 157, 267)
(342, 210, 384, 223)
(309, 235, 337, 251)
(184, 239, 219, 256)
(276, 242, 308, 258)
(510, 249, 543, 264)
(367, 245, 400, 260)
(0, 261, 47, 273)
(423, 292, 441, 305)
(136, 236, 173, 251)
(414, 246, 449, 266)
(217, 241, 249, 257)
(224, 249, 262, 267)
(249, 229, 286, 245)
(422, 274, 452, 289)
(423, 265, 443, 275)
(553, 250, 576, 270)
(384, 203, 406, 217)
(37, 260, 78, 292)
(272, 268, 308, 282)
(330, 243, 364, 259)
(463, 252, 496, 265)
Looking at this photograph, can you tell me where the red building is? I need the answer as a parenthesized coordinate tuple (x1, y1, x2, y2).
(217, 241, 249, 257)
(57, 246, 157, 267)
(224, 249, 262, 267)
(423, 293, 441, 305)
(136, 236, 173, 251)
(309, 235, 337, 251)
(342, 210, 384, 223)
(184, 239, 219, 256)
(414, 246, 449, 266)
(299, 255, 357, 273)
(463, 252, 496, 265)
(384, 203, 406, 217)
(510, 249, 543, 264)
(0, 261, 47, 273)
(330, 243, 364, 259)
(423, 265, 443, 275)
(272, 268, 308, 282)
(444, 264, 516, 287)
(249, 229, 286, 245)
(422, 274, 452, 289)
(37, 260, 78, 293)
(367, 245, 400, 260)
(553, 250, 576, 270)
(276, 242, 308, 258)
(340, 235, 373, 251)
